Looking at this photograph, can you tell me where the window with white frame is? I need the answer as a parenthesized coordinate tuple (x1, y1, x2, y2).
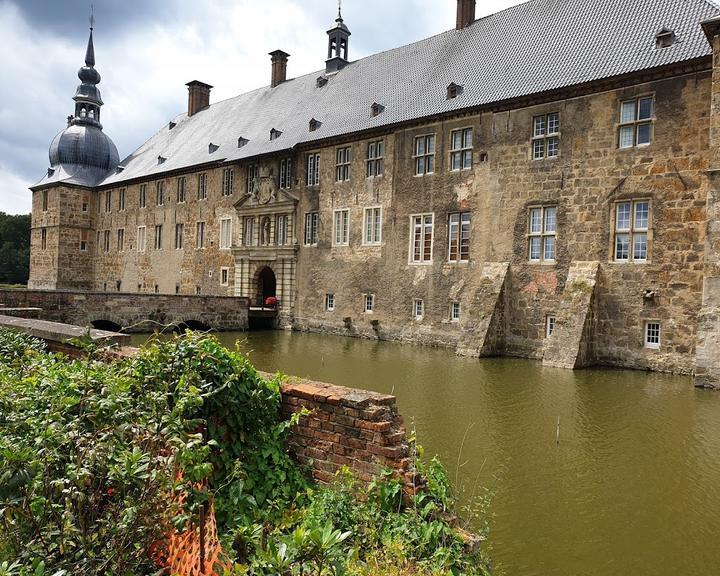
(119, 188, 126, 211)
(546, 315, 556, 338)
(363, 207, 382, 245)
(198, 173, 208, 200)
(156, 182, 165, 206)
(177, 177, 186, 203)
(413, 299, 424, 320)
(220, 267, 229, 286)
(246, 165, 259, 195)
(614, 200, 649, 262)
(154, 225, 163, 250)
(306, 153, 321, 187)
(220, 218, 232, 249)
(619, 97, 654, 148)
(450, 128, 473, 171)
(414, 135, 435, 175)
(279, 158, 293, 190)
(304, 212, 319, 246)
(333, 209, 350, 246)
(645, 322, 661, 349)
(276, 215, 288, 246)
(222, 168, 234, 196)
(243, 217, 255, 246)
(137, 226, 146, 252)
(410, 214, 434, 263)
(105, 191, 112, 212)
(196, 221, 205, 249)
(450, 302, 461, 322)
(448, 212, 471, 262)
(367, 141, 384, 178)
(336, 147, 351, 182)
(325, 293, 335, 311)
(139, 184, 147, 208)
(364, 294, 375, 313)
(532, 113, 560, 159)
(528, 206, 557, 262)
(117, 228, 125, 252)
(175, 223, 184, 250)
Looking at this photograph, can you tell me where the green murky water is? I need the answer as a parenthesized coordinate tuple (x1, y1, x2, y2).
(131, 330, 720, 576)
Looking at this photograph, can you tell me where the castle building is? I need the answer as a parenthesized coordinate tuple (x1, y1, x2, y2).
(28, 0, 720, 385)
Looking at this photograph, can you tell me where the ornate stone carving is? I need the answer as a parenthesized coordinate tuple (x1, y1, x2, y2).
(249, 176, 277, 205)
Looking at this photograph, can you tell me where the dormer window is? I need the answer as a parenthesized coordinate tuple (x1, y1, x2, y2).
(237, 137, 249, 148)
(209, 143, 220, 154)
(371, 103, 385, 117)
(270, 128, 282, 141)
(47, 168, 55, 177)
(317, 76, 329, 88)
(157, 156, 167, 165)
(309, 118, 322, 132)
(169, 121, 177, 130)
(655, 28, 676, 49)
(447, 83, 463, 100)
(116, 166, 125, 174)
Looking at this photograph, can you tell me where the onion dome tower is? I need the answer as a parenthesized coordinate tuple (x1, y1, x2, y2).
(47, 19, 119, 184)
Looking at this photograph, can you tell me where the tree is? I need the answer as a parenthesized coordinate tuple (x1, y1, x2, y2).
(0, 212, 30, 285)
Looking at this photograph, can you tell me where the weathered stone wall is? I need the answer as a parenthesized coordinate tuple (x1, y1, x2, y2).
(0, 289, 249, 332)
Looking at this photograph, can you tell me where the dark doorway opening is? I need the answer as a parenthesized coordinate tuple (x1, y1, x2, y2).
(257, 267, 277, 307)
(90, 319, 123, 333)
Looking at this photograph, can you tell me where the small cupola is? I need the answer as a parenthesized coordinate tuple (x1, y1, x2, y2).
(326, 3, 351, 73)
(655, 28, 676, 49)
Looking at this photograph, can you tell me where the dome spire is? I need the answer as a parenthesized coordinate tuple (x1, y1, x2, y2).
(85, 6, 96, 67)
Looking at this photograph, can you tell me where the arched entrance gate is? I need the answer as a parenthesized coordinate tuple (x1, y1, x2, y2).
(256, 266, 277, 306)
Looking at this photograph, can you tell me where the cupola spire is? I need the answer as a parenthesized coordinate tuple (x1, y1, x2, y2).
(85, 5, 96, 66)
(326, 1, 351, 73)
(71, 9, 104, 128)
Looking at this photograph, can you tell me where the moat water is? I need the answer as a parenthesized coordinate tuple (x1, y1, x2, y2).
(131, 330, 720, 576)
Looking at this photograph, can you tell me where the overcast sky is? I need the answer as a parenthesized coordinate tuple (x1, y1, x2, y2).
(0, 0, 522, 214)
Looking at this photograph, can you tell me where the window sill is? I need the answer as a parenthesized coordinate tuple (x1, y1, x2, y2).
(609, 260, 650, 265)
(527, 260, 557, 266)
(408, 261, 433, 266)
(361, 243, 383, 248)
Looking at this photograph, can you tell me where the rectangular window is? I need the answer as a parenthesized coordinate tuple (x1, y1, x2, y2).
(410, 214, 434, 263)
(246, 165, 259, 194)
(243, 217, 255, 246)
(103, 229, 111, 253)
(619, 97, 654, 148)
(196, 221, 205, 249)
(137, 226, 146, 252)
(198, 173, 208, 200)
(118, 188, 126, 211)
(220, 218, 233, 249)
(105, 190, 112, 212)
(450, 302, 461, 322)
(532, 113, 560, 159)
(363, 207, 382, 245)
(156, 181, 165, 206)
(528, 206, 557, 263)
(304, 212, 319, 246)
(279, 158, 293, 190)
(117, 228, 125, 252)
(367, 141, 384, 178)
(335, 147, 352, 182)
(222, 168, 234, 196)
(448, 212, 471, 262)
(333, 209, 350, 246)
(414, 299, 424, 320)
(220, 267, 229, 286)
(80, 229, 88, 252)
(154, 225, 163, 250)
(450, 128, 473, 171)
(614, 200, 650, 262)
(276, 215, 288, 246)
(41, 228, 47, 250)
(325, 293, 335, 311)
(414, 135, 435, 175)
(306, 153, 321, 187)
(175, 223, 184, 250)
(139, 184, 147, 208)
(645, 322, 661, 349)
(42, 190, 48, 212)
(82, 195, 89, 212)
(177, 177, 186, 203)
(546, 315, 556, 338)
(364, 294, 375, 313)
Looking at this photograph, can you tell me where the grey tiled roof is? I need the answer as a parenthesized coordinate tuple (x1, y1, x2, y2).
(82, 0, 720, 187)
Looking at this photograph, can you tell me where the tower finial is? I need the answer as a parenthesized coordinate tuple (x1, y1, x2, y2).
(90, 4, 95, 30)
(337, 0, 342, 21)
(85, 7, 96, 68)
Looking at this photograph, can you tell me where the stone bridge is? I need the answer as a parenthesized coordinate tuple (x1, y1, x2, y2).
(0, 289, 249, 333)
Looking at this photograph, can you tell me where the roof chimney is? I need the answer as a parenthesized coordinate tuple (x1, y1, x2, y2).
(186, 80, 213, 117)
(456, 0, 476, 30)
(270, 50, 290, 88)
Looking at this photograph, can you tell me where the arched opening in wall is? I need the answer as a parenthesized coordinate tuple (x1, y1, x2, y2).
(256, 266, 277, 307)
(174, 320, 212, 334)
(90, 320, 123, 333)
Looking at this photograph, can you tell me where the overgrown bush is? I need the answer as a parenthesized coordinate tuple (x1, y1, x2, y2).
(0, 330, 492, 575)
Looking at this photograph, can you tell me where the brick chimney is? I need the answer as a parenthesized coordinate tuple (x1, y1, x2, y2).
(186, 80, 213, 117)
(456, 0, 476, 29)
(270, 50, 290, 88)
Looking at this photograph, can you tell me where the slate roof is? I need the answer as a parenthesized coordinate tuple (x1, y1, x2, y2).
(37, 0, 720, 189)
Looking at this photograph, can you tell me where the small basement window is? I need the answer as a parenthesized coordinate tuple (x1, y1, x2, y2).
(655, 28, 675, 49)
(546, 315, 556, 338)
(645, 322, 661, 349)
